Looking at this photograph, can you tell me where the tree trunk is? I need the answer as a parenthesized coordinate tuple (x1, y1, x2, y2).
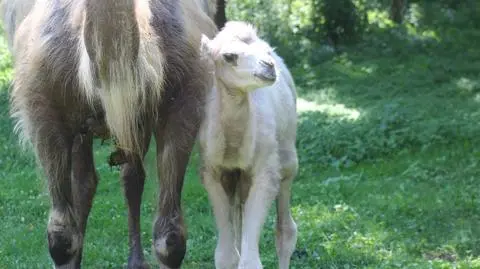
(390, 0, 407, 24)
(214, 0, 227, 29)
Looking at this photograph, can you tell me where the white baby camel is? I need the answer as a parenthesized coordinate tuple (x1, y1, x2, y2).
(199, 21, 299, 269)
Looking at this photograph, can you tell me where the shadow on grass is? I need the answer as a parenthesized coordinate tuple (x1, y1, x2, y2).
(293, 6, 480, 168)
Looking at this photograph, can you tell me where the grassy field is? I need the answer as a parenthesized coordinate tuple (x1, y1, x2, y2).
(2, 6, 480, 269)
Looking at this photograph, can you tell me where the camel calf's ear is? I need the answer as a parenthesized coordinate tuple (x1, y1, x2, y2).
(200, 34, 213, 56)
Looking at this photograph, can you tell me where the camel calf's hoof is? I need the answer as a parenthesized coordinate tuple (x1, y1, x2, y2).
(153, 232, 187, 269)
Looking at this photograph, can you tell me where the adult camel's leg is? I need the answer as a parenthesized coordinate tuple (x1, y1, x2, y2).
(152, 88, 205, 269)
(121, 122, 153, 269)
(23, 99, 79, 267)
(70, 132, 99, 267)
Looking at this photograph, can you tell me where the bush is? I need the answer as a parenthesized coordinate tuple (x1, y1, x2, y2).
(225, 0, 371, 66)
(311, 0, 367, 46)
(226, 0, 314, 65)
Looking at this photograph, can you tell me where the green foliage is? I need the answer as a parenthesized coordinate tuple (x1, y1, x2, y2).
(226, 0, 314, 64)
(226, 0, 480, 67)
(0, 35, 12, 90)
(225, 0, 370, 64)
(294, 3, 480, 168)
(311, 0, 367, 45)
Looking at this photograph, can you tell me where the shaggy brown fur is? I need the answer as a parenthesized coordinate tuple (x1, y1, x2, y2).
(4, 0, 218, 268)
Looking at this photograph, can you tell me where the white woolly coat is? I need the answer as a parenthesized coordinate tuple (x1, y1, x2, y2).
(199, 52, 297, 176)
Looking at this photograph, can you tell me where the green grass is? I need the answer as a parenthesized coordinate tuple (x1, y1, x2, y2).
(2, 7, 480, 269)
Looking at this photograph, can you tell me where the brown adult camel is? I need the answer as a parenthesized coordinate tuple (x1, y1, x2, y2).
(0, 0, 217, 268)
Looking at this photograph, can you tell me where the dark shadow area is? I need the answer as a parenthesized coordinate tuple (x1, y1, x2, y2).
(293, 1, 480, 168)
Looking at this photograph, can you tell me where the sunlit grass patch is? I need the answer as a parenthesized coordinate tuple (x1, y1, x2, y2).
(297, 98, 361, 120)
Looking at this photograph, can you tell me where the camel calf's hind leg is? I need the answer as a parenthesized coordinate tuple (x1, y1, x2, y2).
(276, 150, 298, 269)
(275, 180, 297, 269)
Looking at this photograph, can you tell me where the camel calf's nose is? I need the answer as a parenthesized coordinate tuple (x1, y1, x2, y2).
(260, 58, 274, 68)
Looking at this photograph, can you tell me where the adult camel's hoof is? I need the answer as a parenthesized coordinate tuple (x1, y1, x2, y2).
(153, 232, 187, 269)
(47, 212, 81, 266)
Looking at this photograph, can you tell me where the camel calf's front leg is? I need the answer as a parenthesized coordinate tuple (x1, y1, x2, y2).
(202, 168, 240, 269)
(238, 168, 280, 269)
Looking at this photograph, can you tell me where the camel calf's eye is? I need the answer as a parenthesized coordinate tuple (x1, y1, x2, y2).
(223, 53, 238, 64)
